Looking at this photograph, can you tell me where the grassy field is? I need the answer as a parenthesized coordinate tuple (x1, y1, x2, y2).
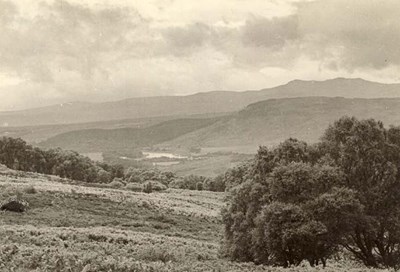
(156, 153, 253, 177)
(0, 168, 392, 271)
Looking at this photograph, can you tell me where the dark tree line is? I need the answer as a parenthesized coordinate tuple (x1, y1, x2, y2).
(222, 116, 400, 269)
(0, 137, 123, 183)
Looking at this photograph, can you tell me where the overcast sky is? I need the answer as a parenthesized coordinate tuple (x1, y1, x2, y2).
(1, 0, 400, 110)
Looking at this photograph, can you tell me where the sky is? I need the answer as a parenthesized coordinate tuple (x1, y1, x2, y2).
(1, 0, 400, 110)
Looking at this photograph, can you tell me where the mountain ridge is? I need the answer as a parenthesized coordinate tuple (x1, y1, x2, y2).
(2, 78, 400, 127)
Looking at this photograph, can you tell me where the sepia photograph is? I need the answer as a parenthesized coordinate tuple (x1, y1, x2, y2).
(1, 0, 400, 271)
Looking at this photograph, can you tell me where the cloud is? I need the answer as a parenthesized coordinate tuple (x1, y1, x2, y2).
(241, 15, 299, 48)
(0, 0, 17, 24)
(0, 0, 400, 110)
(163, 23, 213, 53)
(0, 0, 149, 83)
(297, 0, 400, 70)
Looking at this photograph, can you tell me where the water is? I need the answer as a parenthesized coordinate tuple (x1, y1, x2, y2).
(142, 151, 187, 159)
(152, 161, 180, 166)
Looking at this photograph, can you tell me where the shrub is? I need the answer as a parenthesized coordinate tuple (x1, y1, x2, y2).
(23, 186, 37, 194)
(1, 198, 29, 213)
(124, 168, 175, 185)
(125, 183, 142, 192)
(169, 175, 206, 190)
(109, 178, 125, 188)
(142, 180, 167, 193)
(196, 182, 203, 191)
(204, 175, 226, 192)
(142, 181, 153, 193)
(138, 246, 177, 263)
(97, 169, 112, 183)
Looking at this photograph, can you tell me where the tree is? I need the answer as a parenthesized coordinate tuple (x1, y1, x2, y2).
(0, 137, 121, 184)
(97, 169, 112, 183)
(320, 117, 400, 268)
(223, 117, 400, 268)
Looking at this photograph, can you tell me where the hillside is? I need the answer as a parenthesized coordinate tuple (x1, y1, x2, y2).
(0, 166, 379, 271)
(0, 112, 228, 144)
(160, 97, 400, 152)
(2, 78, 400, 127)
(39, 117, 222, 152)
(40, 96, 400, 156)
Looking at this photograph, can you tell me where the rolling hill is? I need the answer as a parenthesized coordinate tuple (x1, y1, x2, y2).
(40, 96, 400, 154)
(0, 112, 228, 144)
(2, 78, 400, 127)
(159, 96, 400, 152)
(39, 117, 222, 152)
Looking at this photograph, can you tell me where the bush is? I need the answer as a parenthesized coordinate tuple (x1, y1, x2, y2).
(196, 182, 203, 191)
(125, 183, 142, 192)
(204, 175, 226, 192)
(1, 198, 29, 213)
(23, 186, 37, 194)
(142, 181, 153, 194)
(143, 180, 167, 193)
(124, 168, 175, 185)
(97, 169, 112, 183)
(138, 246, 176, 263)
(169, 175, 206, 190)
(109, 178, 125, 188)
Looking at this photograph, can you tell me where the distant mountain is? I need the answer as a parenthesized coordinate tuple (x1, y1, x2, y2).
(159, 97, 400, 151)
(40, 97, 400, 154)
(2, 78, 400, 127)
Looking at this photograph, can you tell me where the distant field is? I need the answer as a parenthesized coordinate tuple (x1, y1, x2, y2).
(82, 152, 104, 162)
(157, 154, 253, 177)
(199, 145, 259, 155)
(0, 169, 390, 271)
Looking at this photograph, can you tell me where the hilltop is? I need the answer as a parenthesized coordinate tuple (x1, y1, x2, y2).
(2, 78, 400, 127)
(159, 96, 400, 151)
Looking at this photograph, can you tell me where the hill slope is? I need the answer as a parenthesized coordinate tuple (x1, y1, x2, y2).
(40, 97, 400, 155)
(160, 97, 400, 151)
(2, 78, 400, 126)
(0, 166, 379, 271)
(39, 117, 222, 152)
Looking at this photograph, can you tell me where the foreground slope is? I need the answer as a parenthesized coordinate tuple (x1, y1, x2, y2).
(2, 78, 400, 127)
(0, 167, 387, 271)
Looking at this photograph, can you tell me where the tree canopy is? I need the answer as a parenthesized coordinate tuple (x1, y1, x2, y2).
(0, 137, 123, 183)
(222, 116, 400, 268)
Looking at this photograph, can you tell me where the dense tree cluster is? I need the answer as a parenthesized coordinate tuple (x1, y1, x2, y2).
(222, 117, 400, 268)
(124, 168, 226, 192)
(124, 168, 176, 185)
(169, 174, 226, 192)
(0, 137, 123, 183)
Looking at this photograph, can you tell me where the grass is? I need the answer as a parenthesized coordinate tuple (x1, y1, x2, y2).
(156, 153, 253, 177)
(0, 168, 393, 271)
